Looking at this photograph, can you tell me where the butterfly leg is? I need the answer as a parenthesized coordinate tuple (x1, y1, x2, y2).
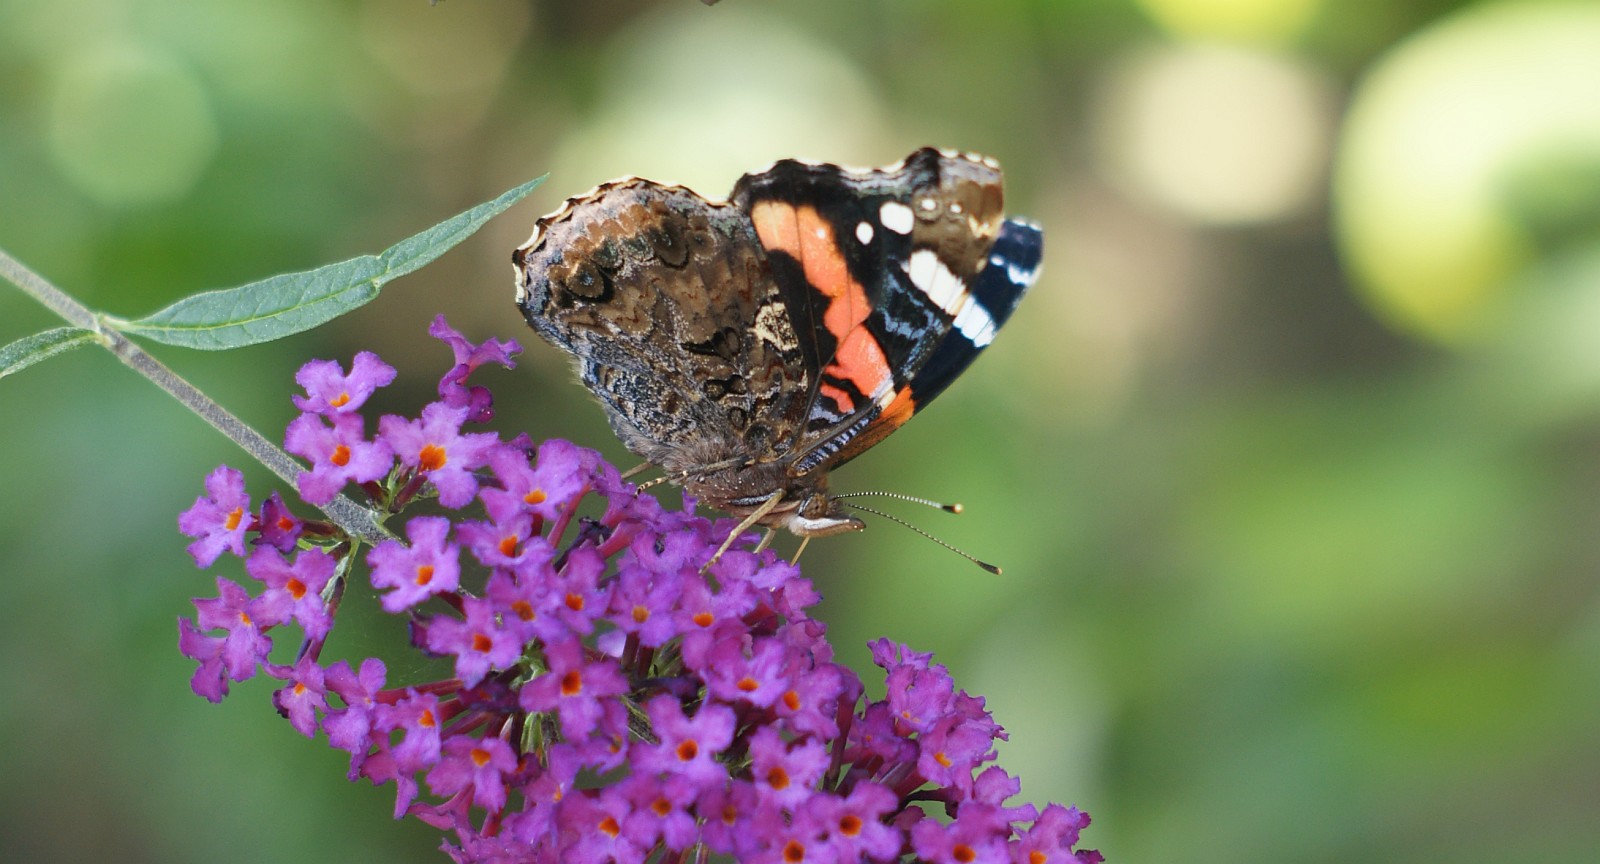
(621, 462, 655, 480)
(791, 535, 813, 564)
(753, 528, 776, 554)
(701, 489, 784, 574)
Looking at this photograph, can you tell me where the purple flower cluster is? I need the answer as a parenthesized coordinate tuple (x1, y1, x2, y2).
(177, 316, 1100, 864)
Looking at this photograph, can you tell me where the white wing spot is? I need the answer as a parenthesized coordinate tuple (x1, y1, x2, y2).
(918, 197, 938, 212)
(814, 226, 828, 240)
(950, 201, 964, 214)
(1008, 262, 1039, 285)
(952, 294, 998, 347)
(907, 249, 966, 314)
(855, 221, 874, 245)
(879, 201, 914, 234)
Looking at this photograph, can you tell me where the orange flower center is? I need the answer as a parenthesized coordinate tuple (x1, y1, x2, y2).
(330, 392, 350, 408)
(676, 740, 699, 761)
(470, 747, 491, 768)
(419, 443, 447, 472)
(414, 564, 434, 587)
(524, 488, 547, 505)
(561, 670, 583, 696)
(224, 506, 244, 531)
(330, 444, 351, 467)
(953, 844, 976, 863)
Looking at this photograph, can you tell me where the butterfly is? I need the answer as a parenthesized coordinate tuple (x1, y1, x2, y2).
(513, 147, 1041, 560)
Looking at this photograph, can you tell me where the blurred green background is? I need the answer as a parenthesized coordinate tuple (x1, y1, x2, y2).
(4, 0, 1600, 861)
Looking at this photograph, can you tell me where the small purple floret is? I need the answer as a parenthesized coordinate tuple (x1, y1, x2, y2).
(368, 516, 461, 613)
(177, 465, 251, 567)
(429, 315, 520, 423)
(379, 403, 497, 509)
(286, 413, 393, 505)
(292, 351, 396, 417)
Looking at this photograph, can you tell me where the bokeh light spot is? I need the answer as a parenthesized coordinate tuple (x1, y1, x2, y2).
(1092, 43, 1334, 225)
(47, 45, 218, 206)
(1334, 2, 1600, 343)
(547, 5, 888, 196)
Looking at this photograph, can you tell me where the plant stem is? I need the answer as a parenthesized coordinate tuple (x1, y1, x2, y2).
(0, 247, 390, 544)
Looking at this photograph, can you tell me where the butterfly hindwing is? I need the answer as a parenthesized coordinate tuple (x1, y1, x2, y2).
(513, 180, 811, 475)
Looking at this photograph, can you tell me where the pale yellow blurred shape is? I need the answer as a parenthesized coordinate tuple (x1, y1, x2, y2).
(547, 5, 891, 199)
(1092, 43, 1334, 225)
(1334, 2, 1600, 342)
(357, 0, 531, 96)
(1134, 0, 1323, 44)
(47, 44, 219, 206)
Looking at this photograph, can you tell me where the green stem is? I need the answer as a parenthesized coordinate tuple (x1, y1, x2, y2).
(0, 247, 390, 544)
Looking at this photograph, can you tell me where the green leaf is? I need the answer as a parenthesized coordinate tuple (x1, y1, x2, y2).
(116, 174, 547, 350)
(0, 327, 97, 379)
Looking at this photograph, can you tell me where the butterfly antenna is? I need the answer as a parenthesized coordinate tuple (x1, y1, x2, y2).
(836, 501, 1001, 575)
(832, 490, 965, 514)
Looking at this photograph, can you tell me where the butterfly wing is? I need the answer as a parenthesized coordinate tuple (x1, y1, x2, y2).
(513, 180, 812, 476)
(730, 148, 1040, 475)
(899, 217, 1041, 409)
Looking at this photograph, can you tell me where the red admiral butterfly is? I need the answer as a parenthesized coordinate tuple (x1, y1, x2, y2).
(513, 148, 1041, 557)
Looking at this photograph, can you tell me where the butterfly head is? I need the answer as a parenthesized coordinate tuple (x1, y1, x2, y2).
(782, 492, 867, 537)
(689, 462, 865, 538)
